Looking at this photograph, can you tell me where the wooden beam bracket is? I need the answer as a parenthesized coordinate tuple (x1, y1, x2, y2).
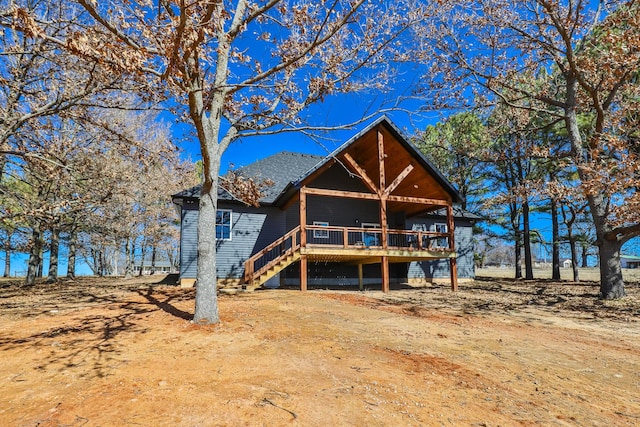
(343, 153, 379, 195)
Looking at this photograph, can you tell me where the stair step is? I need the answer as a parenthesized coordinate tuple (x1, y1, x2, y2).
(245, 250, 301, 289)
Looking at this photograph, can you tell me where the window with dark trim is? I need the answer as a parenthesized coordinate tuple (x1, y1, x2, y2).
(313, 221, 329, 239)
(433, 223, 448, 248)
(216, 209, 232, 240)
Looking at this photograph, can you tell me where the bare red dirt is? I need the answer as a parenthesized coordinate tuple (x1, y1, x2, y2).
(1, 275, 639, 426)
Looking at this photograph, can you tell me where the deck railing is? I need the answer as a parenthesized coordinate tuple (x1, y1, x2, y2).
(243, 224, 451, 286)
(243, 226, 301, 285)
(304, 225, 450, 251)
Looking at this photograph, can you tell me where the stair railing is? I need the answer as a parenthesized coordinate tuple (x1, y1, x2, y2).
(243, 226, 301, 286)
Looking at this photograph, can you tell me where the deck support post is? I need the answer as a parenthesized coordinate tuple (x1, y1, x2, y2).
(300, 255, 307, 291)
(300, 188, 307, 247)
(377, 129, 388, 251)
(299, 188, 307, 292)
(449, 257, 458, 292)
(377, 127, 391, 295)
(447, 204, 458, 291)
(358, 264, 363, 291)
(381, 256, 389, 293)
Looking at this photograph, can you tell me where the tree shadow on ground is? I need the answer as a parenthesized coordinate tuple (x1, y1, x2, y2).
(0, 299, 155, 379)
(137, 286, 192, 321)
(152, 274, 180, 285)
(0, 278, 195, 380)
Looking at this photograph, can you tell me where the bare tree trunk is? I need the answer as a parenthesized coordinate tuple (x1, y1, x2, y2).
(3, 233, 10, 277)
(565, 76, 625, 298)
(508, 199, 522, 279)
(189, 54, 228, 324)
(25, 226, 44, 286)
(551, 198, 561, 280)
(514, 231, 522, 279)
(166, 248, 178, 272)
(194, 156, 221, 324)
(102, 249, 110, 276)
(598, 238, 625, 298)
(581, 244, 589, 268)
(138, 255, 145, 276)
(587, 190, 626, 297)
(138, 241, 147, 277)
(89, 248, 99, 275)
(67, 227, 77, 279)
(124, 239, 135, 279)
(150, 245, 157, 275)
(112, 242, 118, 276)
(569, 237, 579, 282)
(37, 245, 44, 278)
(523, 200, 533, 280)
(47, 227, 60, 283)
(560, 205, 579, 282)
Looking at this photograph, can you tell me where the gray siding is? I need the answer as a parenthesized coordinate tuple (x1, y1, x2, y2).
(180, 202, 285, 279)
(215, 203, 285, 279)
(179, 200, 199, 279)
(406, 217, 475, 280)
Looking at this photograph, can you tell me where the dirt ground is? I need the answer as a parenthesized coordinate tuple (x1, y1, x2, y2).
(1, 273, 639, 426)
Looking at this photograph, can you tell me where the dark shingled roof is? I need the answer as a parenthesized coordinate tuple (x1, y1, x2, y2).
(172, 151, 324, 205)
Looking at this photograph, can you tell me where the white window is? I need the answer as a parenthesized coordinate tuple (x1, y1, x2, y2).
(362, 223, 380, 247)
(432, 223, 448, 248)
(216, 209, 232, 240)
(313, 221, 329, 239)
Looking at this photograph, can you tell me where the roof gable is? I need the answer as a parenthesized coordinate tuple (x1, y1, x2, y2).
(278, 116, 462, 215)
(173, 117, 463, 213)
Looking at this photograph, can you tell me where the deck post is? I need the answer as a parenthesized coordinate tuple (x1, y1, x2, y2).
(377, 129, 388, 250)
(300, 255, 307, 291)
(447, 204, 458, 291)
(449, 257, 458, 292)
(300, 188, 307, 247)
(244, 261, 253, 288)
(381, 256, 389, 293)
(299, 188, 308, 291)
(380, 197, 388, 249)
(358, 264, 363, 291)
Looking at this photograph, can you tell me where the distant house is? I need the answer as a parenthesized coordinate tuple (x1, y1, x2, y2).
(132, 258, 176, 275)
(172, 116, 477, 291)
(562, 259, 572, 268)
(621, 255, 640, 269)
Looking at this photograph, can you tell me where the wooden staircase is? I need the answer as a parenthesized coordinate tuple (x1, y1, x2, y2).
(243, 226, 301, 291)
(244, 251, 300, 290)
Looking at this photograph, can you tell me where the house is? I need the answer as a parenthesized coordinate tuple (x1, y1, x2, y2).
(172, 116, 477, 292)
(132, 258, 176, 275)
(621, 255, 640, 269)
(562, 259, 572, 268)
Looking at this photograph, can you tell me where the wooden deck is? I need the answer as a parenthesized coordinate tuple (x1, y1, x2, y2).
(243, 225, 457, 290)
(301, 246, 456, 264)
